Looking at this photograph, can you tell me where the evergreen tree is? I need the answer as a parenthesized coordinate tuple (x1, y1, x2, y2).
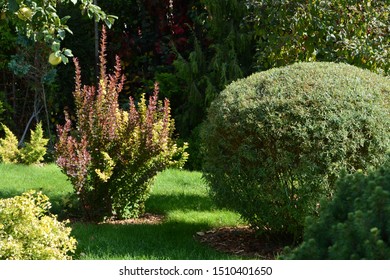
(173, 0, 255, 136)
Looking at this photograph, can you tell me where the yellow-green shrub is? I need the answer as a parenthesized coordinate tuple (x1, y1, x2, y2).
(0, 191, 77, 260)
(0, 122, 48, 165)
(0, 124, 19, 163)
(19, 122, 49, 165)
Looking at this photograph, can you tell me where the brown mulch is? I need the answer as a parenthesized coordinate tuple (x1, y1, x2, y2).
(195, 226, 291, 259)
(98, 213, 289, 259)
(99, 213, 165, 225)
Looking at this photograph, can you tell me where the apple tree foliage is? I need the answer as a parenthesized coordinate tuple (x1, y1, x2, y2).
(0, 0, 116, 149)
(0, 0, 116, 64)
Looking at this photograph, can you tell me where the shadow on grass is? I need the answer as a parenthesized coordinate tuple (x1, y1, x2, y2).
(0, 189, 21, 199)
(0, 188, 74, 218)
(146, 193, 216, 214)
(71, 220, 241, 260)
(71, 192, 240, 260)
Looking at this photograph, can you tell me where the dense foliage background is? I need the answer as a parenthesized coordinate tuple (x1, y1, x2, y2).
(0, 0, 389, 168)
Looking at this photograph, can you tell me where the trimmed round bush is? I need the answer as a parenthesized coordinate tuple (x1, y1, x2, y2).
(285, 158, 390, 259)
(202, 62, 390, 238)
(0, 191, 77, 260)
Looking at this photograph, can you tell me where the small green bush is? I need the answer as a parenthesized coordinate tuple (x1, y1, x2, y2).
(19, 122, 49, 165)
(0, 124, 19, 163)
(202, 62, 390, 238)
(285, 158, 390, 259)
(0, 191, 77, 260)
(0, 122, 48, 165)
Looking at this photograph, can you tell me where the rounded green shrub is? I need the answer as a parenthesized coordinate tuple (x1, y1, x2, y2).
(202, 62, 390, 238)
(285, 158, 390, 259)
(0, 191, 77, 260)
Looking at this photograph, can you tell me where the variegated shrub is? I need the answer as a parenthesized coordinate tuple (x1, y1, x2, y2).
(56, 27, 188, 221)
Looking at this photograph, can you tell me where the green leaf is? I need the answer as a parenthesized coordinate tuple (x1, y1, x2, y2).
(104, 18, 112, 29)
(57, 29, 65, 40)
(51, 41, 60, 52)
(64, 26, 73, 35)
(46, 4, 56, 13)
(61, 15, 71, 24)
(104, 16, 117, 28)
(44, 34, 54, 43)
(60, 54, 69, 64)
(63, 49, 73, 57)
(54, 14, 61, 26)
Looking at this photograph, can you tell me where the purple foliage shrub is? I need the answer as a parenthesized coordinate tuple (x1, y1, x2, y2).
(56, 27, 188, 220)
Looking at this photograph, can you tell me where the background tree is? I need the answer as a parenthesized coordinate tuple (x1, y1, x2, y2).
(169, 0, 255, 169)
(0, 0, 115, 150)
(1, 0, 116, 62)
(252, 0, 389, 75)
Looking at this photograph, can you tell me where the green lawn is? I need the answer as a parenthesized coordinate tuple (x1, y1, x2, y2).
(0, 163, 73, 214)
(0, 164, 247, 260)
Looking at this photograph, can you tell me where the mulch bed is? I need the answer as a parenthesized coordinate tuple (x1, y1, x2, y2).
(195, 226, 291, 259)
(99, 213, 165, 225)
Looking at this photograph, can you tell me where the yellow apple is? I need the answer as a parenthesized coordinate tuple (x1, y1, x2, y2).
(17, 7, 33, 21)
(48, 53, 62, 66)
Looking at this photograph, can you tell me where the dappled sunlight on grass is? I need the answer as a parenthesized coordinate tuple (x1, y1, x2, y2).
(72, 169, 245, 259)
(72, 220, 241, 260)
(0, 165, 247, 260)
(166, 210, 242, 228)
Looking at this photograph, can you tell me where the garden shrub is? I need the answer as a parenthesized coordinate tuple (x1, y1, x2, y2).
(0, 191, 77, 260)
(19, 122, 49, 165)
(0, 124, 19, 163)
(202, 62, 390, 239)
(284, 157, 390, 259)
(56, 27, 188, 221)
(0, 122, 48, 165)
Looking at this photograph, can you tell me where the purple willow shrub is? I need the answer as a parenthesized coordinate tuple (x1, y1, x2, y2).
(56, 27, 188, 221)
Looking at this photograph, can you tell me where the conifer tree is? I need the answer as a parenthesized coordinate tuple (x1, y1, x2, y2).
(173, 0, 254, 136)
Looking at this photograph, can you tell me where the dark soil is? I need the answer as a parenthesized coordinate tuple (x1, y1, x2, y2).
(99, 213, 165, 225)
(195, 226, 293, 259)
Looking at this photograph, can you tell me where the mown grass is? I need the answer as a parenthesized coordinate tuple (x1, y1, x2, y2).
(0, 163, 73, 214)
(0, 164, 247, 260)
